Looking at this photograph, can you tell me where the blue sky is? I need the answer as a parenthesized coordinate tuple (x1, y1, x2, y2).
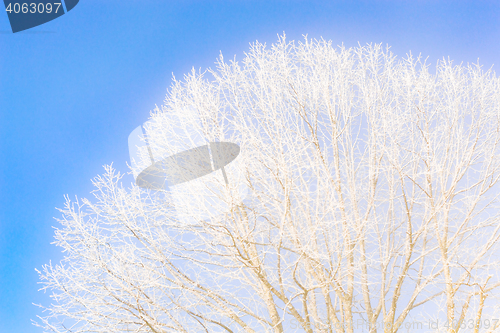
(0, 1, 499, 332)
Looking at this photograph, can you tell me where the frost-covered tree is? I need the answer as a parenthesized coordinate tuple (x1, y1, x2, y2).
(35, 35, 500, 333)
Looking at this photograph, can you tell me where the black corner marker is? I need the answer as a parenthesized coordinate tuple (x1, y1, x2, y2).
(4, 0, 79, 33)
(64, 0, 78, 12)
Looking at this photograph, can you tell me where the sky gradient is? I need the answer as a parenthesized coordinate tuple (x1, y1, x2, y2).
(1, 1, 500, 332)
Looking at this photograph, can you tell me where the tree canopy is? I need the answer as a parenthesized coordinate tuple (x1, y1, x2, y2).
(36, 36, 500, 333)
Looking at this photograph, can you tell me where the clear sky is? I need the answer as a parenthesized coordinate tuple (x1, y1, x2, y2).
(0, 1, 499, 332)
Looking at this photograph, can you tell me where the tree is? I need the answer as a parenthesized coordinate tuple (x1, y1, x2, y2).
(35, 35, 500, 333)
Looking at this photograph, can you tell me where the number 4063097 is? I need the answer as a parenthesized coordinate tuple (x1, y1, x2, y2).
(5, 3, 62, 14)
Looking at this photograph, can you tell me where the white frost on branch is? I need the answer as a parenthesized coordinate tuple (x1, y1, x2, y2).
(35, 35, 500, 333)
